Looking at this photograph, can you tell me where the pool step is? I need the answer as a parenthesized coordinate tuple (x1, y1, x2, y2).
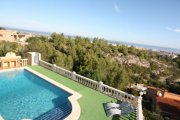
(34, 103, 71, 120)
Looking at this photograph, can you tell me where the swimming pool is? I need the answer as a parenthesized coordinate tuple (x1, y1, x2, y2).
(0, 68, 72, 120)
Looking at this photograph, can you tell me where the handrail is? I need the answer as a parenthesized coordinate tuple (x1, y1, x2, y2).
(39, 60, 138, 104)
(101, 84, 136, 99)
(75, 74, 99, 84)
(21, 58, 28, 66)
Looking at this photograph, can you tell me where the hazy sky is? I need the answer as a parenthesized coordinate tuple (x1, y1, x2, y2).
(0, 0, 180, 49)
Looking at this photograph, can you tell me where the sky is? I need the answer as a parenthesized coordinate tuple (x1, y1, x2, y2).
(0, 0, 180, 49)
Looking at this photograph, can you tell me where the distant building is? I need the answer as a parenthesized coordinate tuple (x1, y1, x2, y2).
(145, 86, 180, 120)
(158, 51, 178, 59)
(171, 53, 178, 59)
(134, 46, 148, 51)
(0, 30, 33, 42)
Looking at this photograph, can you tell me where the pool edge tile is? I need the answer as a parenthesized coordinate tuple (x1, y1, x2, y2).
(0, 115, 4, 120)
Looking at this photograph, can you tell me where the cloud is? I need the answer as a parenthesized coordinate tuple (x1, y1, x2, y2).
(166, 27, 180, 33)
(114, 3, 120, 13)
(174, 29, 180, 33)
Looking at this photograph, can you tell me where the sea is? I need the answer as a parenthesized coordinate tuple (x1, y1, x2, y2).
(5, 27, 180, 54)
(110, 41, 180, 54)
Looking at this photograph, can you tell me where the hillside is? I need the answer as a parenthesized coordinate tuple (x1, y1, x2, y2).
(0, 33, 179, 94)
(24, 33, 180, 94)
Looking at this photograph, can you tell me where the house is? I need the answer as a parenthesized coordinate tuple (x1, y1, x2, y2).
(145, 86, 180, 120)
(158, 51, 178, 59)
(0, 52, 28, 69)
(0, 30, 33, 42)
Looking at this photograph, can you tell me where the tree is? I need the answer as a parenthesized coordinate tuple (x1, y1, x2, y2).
(64, 55, 73, 70)
(26, 36, 48, 42)
(25, 32, 180, 96)
(118, 45, 128, 56)
(128, 46, 137, 55)
(143, 109, 164, 120)
(0, 27, 5, 30)
(51, 51, 65, 67)
(0, 41, 19, 56)
(150, 61, 159, 70)
(138, 50, 148, 59)
(115, 68, 130, 90)
(27, 41, 55, 62)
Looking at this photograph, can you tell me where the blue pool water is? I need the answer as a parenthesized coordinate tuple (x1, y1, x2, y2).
(0, 69, 72, 120)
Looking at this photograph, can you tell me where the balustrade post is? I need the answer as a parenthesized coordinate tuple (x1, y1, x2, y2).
(98, 81, 103, 92)
(38, 53, 41, 61)
(1, 61, 4, 69)
(72, 71, 76, 80)
(52, 64, 56, 72)
(137, 96, 143, 120)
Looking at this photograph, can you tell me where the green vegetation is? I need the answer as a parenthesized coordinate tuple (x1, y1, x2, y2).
(25, 33, 180, 94)
(0, 27, 6, 30)
(26, 34, 133, 91)
(0, 41, 26, 57)
(142, 97, 165, 120)
(143, 109, 164, 120)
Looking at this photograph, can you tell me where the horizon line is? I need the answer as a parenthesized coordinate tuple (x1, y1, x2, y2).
(2, 26, 180, 52)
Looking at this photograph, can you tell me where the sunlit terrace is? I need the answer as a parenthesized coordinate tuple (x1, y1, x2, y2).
(28, 65, 137, 120)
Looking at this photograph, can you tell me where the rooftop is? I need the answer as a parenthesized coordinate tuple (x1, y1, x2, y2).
(28, 65, 137, 120)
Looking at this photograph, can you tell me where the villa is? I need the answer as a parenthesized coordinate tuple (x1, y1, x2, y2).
(0, 52, 143, 120)
(0, 30, 33, 42)
(158, 51, 178, 59)
(146, 86, 180, 120)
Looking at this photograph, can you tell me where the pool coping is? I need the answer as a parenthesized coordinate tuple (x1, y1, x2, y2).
(0, 115, 4, 120)
(0, 67, 82, 120)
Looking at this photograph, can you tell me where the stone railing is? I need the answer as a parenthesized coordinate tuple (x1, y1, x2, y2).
(39, 60, 72, 79)
(39, 60, 143, 120)
(54, 65, 73, 79)
(101, 84, 138, 105)
(75, 74, 99, 90)
(39, 60, 52, 70)
(21, 59, 28, 66)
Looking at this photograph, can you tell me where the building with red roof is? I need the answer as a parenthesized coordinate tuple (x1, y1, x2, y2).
(145, 86, 180, 120)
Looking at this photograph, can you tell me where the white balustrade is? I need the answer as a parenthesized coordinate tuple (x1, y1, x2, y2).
(21, 59, 28, 66)
(39, 60, 143, 120)
(75, 74, 99, 90)
(55, 65, 72, 79)
(39, 60, 52, 70)
(101, 84, 138, 106)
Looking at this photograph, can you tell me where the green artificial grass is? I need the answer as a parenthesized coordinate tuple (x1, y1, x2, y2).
(28, 65, 136, 120)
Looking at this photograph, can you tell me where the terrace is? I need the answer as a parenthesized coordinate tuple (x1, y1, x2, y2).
(28, 65, 137, 120)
